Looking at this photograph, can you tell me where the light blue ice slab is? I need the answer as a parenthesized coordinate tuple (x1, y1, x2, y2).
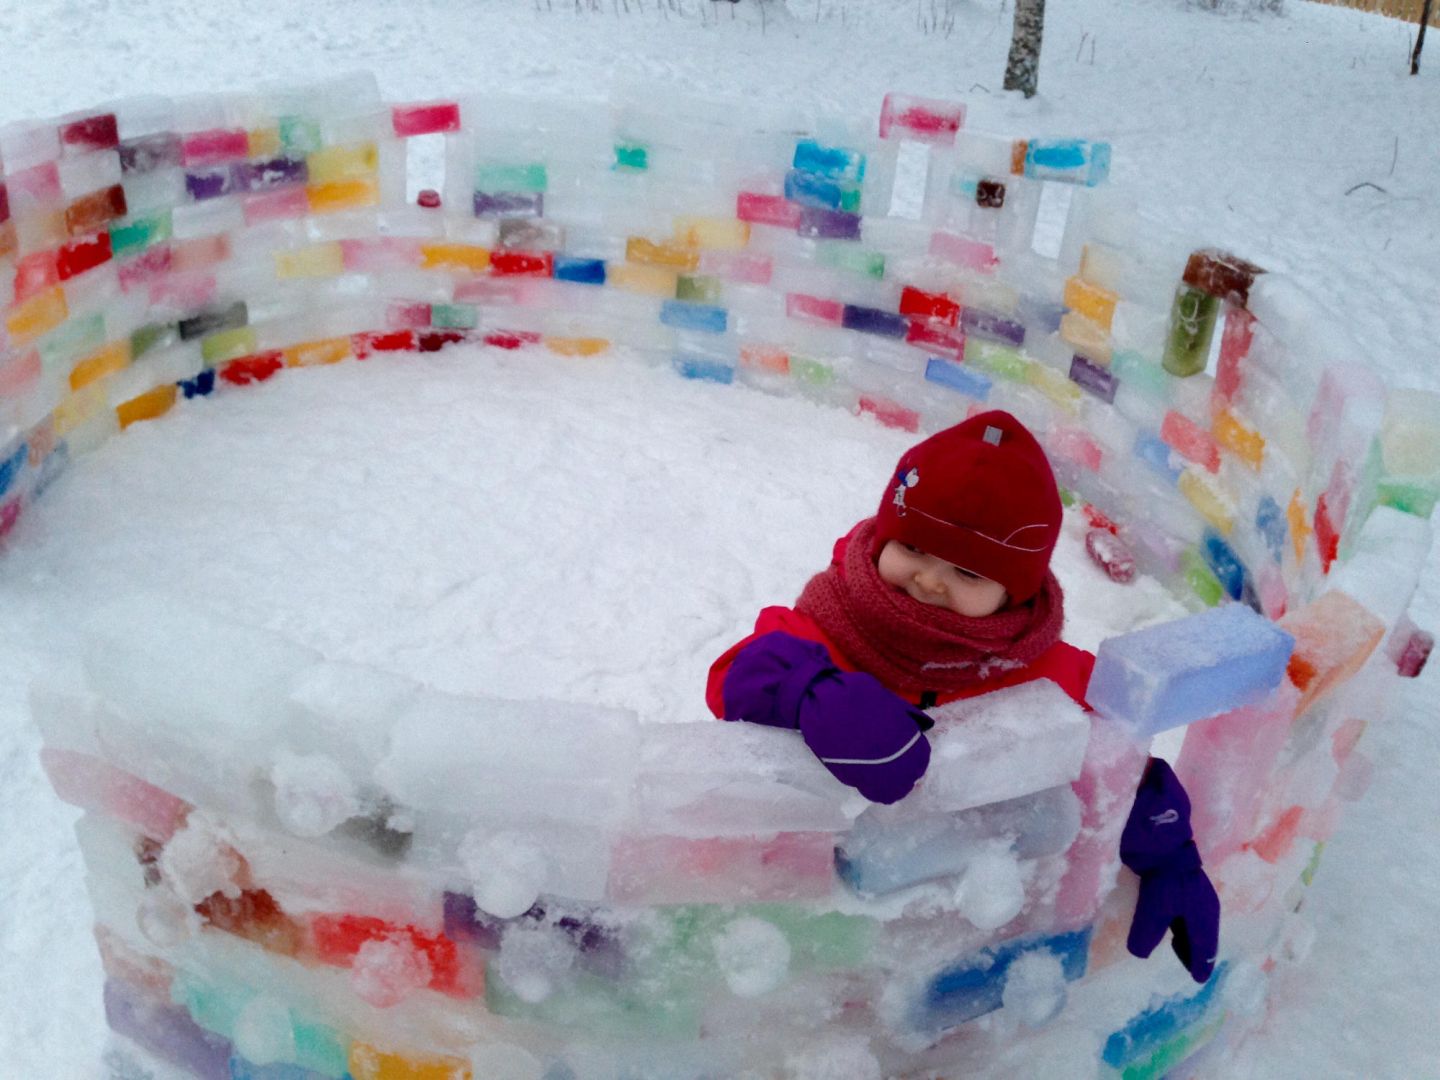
(659, 299, 728, 334)
(924, 356, 992, 401)
(916, 927, 1091, 1034)
(792, 139, 866, 182)
(1086, 603, 1295, 734)
(672, 353, 735, 384)
(1102, 964, 1227, 1069)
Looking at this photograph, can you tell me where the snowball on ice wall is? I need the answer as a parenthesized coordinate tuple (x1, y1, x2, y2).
(0, 65, 1434, 1080)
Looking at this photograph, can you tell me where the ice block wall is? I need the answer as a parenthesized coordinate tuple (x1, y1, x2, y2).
(4, 76, 1436, 1079)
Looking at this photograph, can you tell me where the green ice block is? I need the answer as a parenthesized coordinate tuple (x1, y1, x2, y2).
(614, 141, 649, 171)
(1302, 841, 1325, 887)
(486, 969, 701, 1040)
(965, 339, 1029, 381)
(474, 162, 548, 193)
(278, 116, 322, 156)
(430, 303, 478, 330)
(130, 322, 173, 360)
(171, 970, 250, 1039)
(745, 905, 878, 970)
(1112, 349, 1169, 401)
(1118, 1015, 1226, 1080)
(293, 1016, 350, 1077)
(1162, 285, 1219, 377)
(1180, 549, 1224, 607)
(1378, 477, 1440, 518)
(110, 211, 172, 258)
(790, 355, 836, 387)
(816, 244, 885, 280)
(202, 327, 259, 365)
(676, 275, 723, 303)
(39, 314, 106, 372)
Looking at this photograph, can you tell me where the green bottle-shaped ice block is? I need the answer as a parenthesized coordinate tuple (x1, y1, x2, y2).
(1162, 284, 1220, 377)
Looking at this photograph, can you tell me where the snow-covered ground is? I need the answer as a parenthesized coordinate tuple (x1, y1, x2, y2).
(1, 1, 1438, 1076)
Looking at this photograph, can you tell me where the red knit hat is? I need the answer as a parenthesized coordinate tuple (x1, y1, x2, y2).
(872, 410, 1062, 603)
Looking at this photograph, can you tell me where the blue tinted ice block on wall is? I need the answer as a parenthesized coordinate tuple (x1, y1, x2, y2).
(1086, 603, 1295, 735)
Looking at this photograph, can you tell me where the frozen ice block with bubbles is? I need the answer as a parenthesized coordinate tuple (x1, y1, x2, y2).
(1086, 603, 1295, 735)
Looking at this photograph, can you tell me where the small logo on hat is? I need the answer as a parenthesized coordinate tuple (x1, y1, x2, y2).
(983, 425, 1003, 446)
(892, 468, 919, 514)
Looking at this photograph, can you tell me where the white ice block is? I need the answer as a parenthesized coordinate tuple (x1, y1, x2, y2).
(1328, 506, 1432, 630)
(908, 680, 1092, 814)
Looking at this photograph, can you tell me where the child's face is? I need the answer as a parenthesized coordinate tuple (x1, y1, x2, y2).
(877, 540, 1009, 618)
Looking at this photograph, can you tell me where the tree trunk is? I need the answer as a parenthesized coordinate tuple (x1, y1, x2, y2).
(1413, 0, 1433, 76)
(1004, 0, 1048, 99)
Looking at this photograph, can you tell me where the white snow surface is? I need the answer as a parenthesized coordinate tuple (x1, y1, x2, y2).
(1, 0, 1438, 1077)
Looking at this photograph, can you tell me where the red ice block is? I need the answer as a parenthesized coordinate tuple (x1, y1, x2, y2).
(57, 232, 112, 278)
(385, 301, 431, 329)
(242, 186, 310, 225)
(905, 318, 965, 358)
(1213, 307, 1254, 406)
(858, 394, 920, 432)
(1160, 410, 1220, 473)
(351, 329, 418, 357)
(118, 245, 172, 291)
(196, 888, 305, 957)
(899, 285, 960, 326)
(309, 913, 475, 997)
(182, 128, 249, 167)
(879, 93, 965, 145)
(391, 101, 461, 137)
(483, 329, 542, 350)
(1391, 626, 1434, 678)
(40, 747, 190, 841)
(736, 191, 801, 229)
(489, 249, 553, 277)
(60, 113, 119, 152)
(219, 351, 284, 386)
(13, 250, 60, 301)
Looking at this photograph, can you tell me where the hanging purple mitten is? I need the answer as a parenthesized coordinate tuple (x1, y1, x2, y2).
(1120, 757, 1221, 983)
(722, 631, 932, 804)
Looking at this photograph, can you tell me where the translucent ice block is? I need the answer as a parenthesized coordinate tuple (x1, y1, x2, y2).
(1278, 590, 1385, 716)
(1087, 603, 1295, 735)
(607, 832, 835, 904)
(879, 93, 965, 144)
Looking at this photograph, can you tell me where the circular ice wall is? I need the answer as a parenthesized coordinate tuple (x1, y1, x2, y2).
(4, 75, 1436, 1079)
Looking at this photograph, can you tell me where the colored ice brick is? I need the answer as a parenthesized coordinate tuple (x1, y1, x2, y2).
(879, 93, 965, 144)
(608, 832, 834, 904)
(391, 100, 461, 137)
(660, 300, 728, 334)
(916, 928, 1091, 1034)
(1279, 590, 1385, 715)
(857, 394, 920, 431)
(786, 293, 844, 324)
(40, 748, 189, 839)
(349, 1043, 472, 1080)
(120, 132, 183, 174)
(1023, 139, 1110, 186)
(783, 169, 860, 213)
(626, 236, 699, 271)
(475, 162, 547, 192)
(792, 139, 865, 182)
(930, 231, 998, 272)
(183, 128, 249, 167)
(1183, 248, 1265, 307)
(675, 275, 722, 303)
(796, 206, 861, 240)
(554, 255, 606, 285)
(109, 210, 171, 257)
(1087, 603, 1296, 734)
(670, 353, 735, 384)
(60, 112, 119, 152)
(105, 979, 233, 1080)
(1179, 468, 1234, 535)
(1161, 410, 1220, 472)
(924, 356, 991, 401)
(736, 192, 801, 229)
(489, 249, 553, 277)
(673, 216, 749, 250)
(1102, 966, 1227, 1071)
(116, 384, 178, 429)
(233, 156, 307, 193)
(816, 243, 885, 279)
(841, 304, 907, 338)
(186, 168, 235, 201)
(899, 286, 960, 325)
(1394, 627, 1434, 678)
(1199, 529, 1250, 601)
(613, 140, 648, 171)
(1212, 407, 1264, 470)
(1064, 275, 1118, 331)
(961, 307, 1025, 346)
(1070, 353, 1118, 403)
(65, 184, 127, 235)
(179, 302, 247, 341)
(473, 190, 542, 217)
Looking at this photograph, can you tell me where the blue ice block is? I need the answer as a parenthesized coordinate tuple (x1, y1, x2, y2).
(924, 357, 992, 401)
(1024, 139, 1111, 187)
(783, 168, 858, 212)
(1256, 494, 1287, 563)
(916, 927, 1091, 1034)
(229, 1056, 335, 1080)
(1086, 603, 1295, 734)
(1133, 431, 1182, 485)
(1200, 528, 1249, 602)
(0, 442, 27, 500)
(793, 139, 866, 182)
(659, 300, 728, 334)
(180, 369, 217, 398)
(841, 304, 907, 338)
(1102, 964, 1227, 1069)
(554, 256, 606, 285)
(672, 354, 734, 384)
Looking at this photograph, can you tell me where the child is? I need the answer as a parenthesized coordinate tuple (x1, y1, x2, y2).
(706, 410, 1219, 983)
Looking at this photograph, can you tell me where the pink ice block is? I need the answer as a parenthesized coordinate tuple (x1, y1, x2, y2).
(699, 250, 773, 285)
(182, 128, 249, 167)
(453, 276, 540, 305)
(9, 161, 62, 206)
(1256, 564, 1288, 620)
(1280, 590, 1385, 716)
(1213, 307, 1254, 406)
(40, 747, 190, 841)
(1174, 682, 1300, 864)
(338, 236, 422, 272)
(1050, 426, 1104, 472)
(857, 394, 920, 433)
(1054, 717, 1150, 928)
(391, 101, 462, 137)
(1160, 410, 1220, 473)
(879, 93, 965, 145)
(929, 231, 998, 273)
(242, 186, 310, 225)
(0, 349, 41, 398)
(736, 192, 801, 229)
(608, 832, 836, 904)
(149, 271, 217, 310)
(117, 245, 172, 292)
(785, 292, 844, 324)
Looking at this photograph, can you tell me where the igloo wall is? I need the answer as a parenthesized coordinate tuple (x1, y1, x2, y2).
(4, 74, 1436, 1079)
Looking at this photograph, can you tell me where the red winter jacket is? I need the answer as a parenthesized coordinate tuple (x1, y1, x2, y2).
(706, 533, 1095, 718)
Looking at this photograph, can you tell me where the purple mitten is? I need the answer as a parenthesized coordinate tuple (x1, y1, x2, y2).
(721, 631, 931, 804)
(1121, 757, 1221, 983)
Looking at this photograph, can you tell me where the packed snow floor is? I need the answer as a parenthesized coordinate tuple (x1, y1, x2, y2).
(2, 0, 1439, 1077)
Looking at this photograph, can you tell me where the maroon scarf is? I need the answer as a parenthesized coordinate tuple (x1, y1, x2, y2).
(795, 518, 1065, 699)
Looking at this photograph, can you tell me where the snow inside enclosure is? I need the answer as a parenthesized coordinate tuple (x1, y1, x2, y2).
(2, 0, 1439, 1077)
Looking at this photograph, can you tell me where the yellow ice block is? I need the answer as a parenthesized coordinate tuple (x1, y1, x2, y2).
(625, 236, 700, 272)
(276, 243, 345, 279)
(673, 216, 749, 251)
(1287, 489, 1310, 562)
(1178, 467, 1234, 535)
(607, 262, 676, 296)
(53, 384, 107, 436)
(545, 336, 610, 357)
(306, 141, 379, 184)
(1063, 275, 1118, 332)
(1026, 361, 1082, 413)
(6, 287, 69, 345)
(348, 1042, 472, 1080)
(420, 242, 491, 274)
(306, 178, 380, 214)
(1059, 310, 1112, 365)
(1212, 408, 1265, 470)
(202, 328, 258, 365)
(116, 384, 178, 429)
(69, 341, 130, 391)
(284, 337, 352, 367)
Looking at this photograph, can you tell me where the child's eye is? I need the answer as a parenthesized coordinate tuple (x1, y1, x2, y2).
(953, 566, 979, 580)
(904, 544, 922, 554)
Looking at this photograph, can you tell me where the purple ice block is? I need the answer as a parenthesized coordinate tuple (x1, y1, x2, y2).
(233, 156, 307, 193)
(1069, 354, 1119, 403)
(104, 979, 233, 1080)
(120, 133, 183, 175)
(474, 191, 544, 218)
(796, 205, 861, 241)
(185, 168, 235, 202)
(962, 307, 1026, 346)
